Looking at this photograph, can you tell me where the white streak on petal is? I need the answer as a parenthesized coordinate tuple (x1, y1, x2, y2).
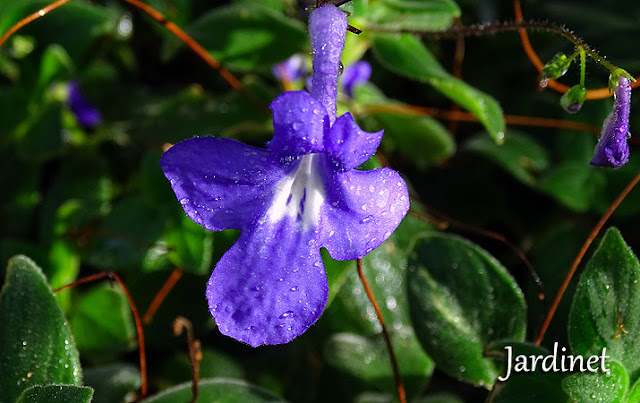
(262, 154, 325, 231)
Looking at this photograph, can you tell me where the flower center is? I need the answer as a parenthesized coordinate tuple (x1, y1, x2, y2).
(262, 154, 325, 230)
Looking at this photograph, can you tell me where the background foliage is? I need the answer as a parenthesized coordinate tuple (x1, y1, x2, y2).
(1, 0, 640, 402)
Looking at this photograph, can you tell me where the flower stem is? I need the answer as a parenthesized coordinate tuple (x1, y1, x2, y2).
(356, 258, 406, 403)
(579, 47, 586, 88)
(142, 267, 184, 325)
(535, 172, 640, 345)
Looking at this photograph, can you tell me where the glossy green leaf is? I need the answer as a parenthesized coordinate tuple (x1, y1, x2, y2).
(568, 228, 640, 380)
(140, 378, 286, 403)
(407, 233, 526, 387)
(374, 113, 455, 170)
(465, 131, 549, 185)
(539, 163, 606, 212)
(364, 0, 460, 31)
(562, 361, 628, 403)
(185, 5, 306, 71)
(0, 256, 82, 403)
(69, 284, 135, 353)
(83, 364, 141, 403)
(15, 385, 93, 403)
(372, 33, 505, 143)
(325, 331, 434, 399)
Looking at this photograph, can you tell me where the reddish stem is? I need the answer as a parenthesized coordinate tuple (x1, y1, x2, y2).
(54, 272, 148, 396)
(142, 268, 184, 325)
(356, 259, 406, 403)
(535, 172, 640, 345)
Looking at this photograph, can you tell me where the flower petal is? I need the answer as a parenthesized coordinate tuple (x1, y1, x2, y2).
(326, 112, 383, 171)
(309, 5, 347, 124)
(268, 91, 329, 158)
(319, 167, 410, 260)
(207, 220, 328, 347)
(160, 137, 287, 231)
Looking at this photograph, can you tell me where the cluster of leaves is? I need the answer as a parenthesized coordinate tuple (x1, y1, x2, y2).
(1, 0, 640, 402)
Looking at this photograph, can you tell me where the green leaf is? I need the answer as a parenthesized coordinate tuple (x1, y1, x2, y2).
(538, 163, 606, 212)
(0, 256, 82, 402)
(628, 377, 640, 403)
(465, 131, 549, 185)
(164, 213, 214, 275)
(15, 384, 93, 403)
(562, 360, 628, 403)
(69, 284, 135, 354)
(372, 33, 505, 143)
(568, 228, 640, 380)
(407, 233, 527, 387)
(364, 0, 460, 31)
(325, 332, 434, 399)
(374, 113, 455, 170)
(1, 1, 114, 59)
(34, 44, 75, 99)
(140, 378, 286, 403)
(84, 196, 164, 271)
(15, 102, 64, 163)
(185, 5, 306, 71)
(83, 364, 141, 403)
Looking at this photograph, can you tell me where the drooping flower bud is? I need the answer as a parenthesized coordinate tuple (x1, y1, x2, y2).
(590, 76, 632, 168)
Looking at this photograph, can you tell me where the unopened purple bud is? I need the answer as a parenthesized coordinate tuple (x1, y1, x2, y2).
(67, 81, 102, 129)
(341, 61, 371, 97)
(272, 54, 307, 81)
(590, 77, 632, 168)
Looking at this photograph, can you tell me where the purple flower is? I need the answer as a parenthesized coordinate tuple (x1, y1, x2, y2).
(591, 76, 632, 168)
(341, 61, 371, 97)
(160, 5, 409, 347)
(67, 81, 102, 129)
(272, 54, 307, 82)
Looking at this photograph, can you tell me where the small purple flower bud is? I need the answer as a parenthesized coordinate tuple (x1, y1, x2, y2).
(272, 54, 307, 82)
(590, 76, 632, 168)
(341, 61, 371, 97)
(67, 81, 102, 129)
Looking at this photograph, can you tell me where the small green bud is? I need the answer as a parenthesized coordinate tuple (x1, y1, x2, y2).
(560, 85, 587, 113)
(542, 52, 573, 80)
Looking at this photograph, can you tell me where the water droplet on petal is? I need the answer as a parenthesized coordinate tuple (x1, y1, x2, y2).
(279, 311, 295, 319)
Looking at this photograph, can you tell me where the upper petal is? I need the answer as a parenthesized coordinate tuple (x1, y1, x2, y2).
(325, 112, 383, 171)
(160, 137, 287, 232)
(319, 167, 410, 260)
(207, 219, 328, 347)
(268, 91, 329, 158)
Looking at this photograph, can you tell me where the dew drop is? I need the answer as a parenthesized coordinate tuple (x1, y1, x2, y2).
(279, 311, 295, 319)
(290, 286, 299, 292)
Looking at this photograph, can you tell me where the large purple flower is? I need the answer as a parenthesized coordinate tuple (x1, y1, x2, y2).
(591, 76, 632, 168)
(160, 5, 409, 347)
